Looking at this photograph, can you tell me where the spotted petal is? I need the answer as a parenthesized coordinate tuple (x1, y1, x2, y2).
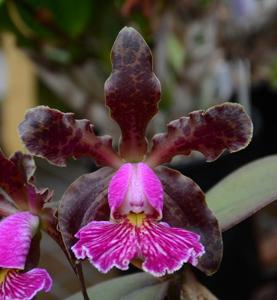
(0, 150, 29, 209)
(0, 212, 39, 270)
(140, 221, 205, 276)
(0, 269, 52, 300)
(72, 220, 138, 273)
(0, 150, 53, 213)
(105, 27, 161, 161)
(146, 103, 253, 167)
(59, 167, 114, 263)
(19, 106, 122, 168)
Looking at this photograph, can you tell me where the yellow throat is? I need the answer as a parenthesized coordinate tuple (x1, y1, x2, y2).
(127, 213, 145, 227)
(0, 269, 9, 283)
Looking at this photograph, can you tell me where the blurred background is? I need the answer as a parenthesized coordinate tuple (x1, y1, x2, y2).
(0, 0, 276, 299)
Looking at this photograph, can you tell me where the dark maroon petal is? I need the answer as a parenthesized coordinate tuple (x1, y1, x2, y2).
(156, 166, 223, 275)
(81, 192, 110, 225)
(146, 103, 253, 167)
(58, 167, 114, 261)
(0, 150, 53, 213)
(0, 150, 29, 208)
(105, 27, 161, 161)
(19, 106, 122, 168)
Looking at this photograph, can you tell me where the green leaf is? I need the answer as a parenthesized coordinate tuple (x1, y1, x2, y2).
(121, 282, 168, 300)
(65, 272, 168, 300)
(0, 0, 4, 7)
(53, 0, 93, 37)
(206, 155, 277, 231)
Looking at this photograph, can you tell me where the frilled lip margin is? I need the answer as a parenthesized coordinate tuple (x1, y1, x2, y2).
(71, 163, 205, 277)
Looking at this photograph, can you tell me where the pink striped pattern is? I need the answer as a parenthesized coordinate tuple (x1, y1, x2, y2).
(72, 218, 204, 277)
(0, 269, 52, 300)
(0, 212, 39, 270)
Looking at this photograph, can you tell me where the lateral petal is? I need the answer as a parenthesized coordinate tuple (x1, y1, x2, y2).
(146, 103, 253, 167)
(19, 106, 122, 168)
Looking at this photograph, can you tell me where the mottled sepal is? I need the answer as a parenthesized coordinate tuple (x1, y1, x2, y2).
(147, 103, 253, 167)
(105, 27, 161, 161)
(0, 150, 53, 213)
(0, 212, 39, 270)
(0, 269, 52, 299)
(58, 167, 114, 261)
(156, 166, 223, 275)
(0, 150, 29, 208)
(19, 106, 122, 168)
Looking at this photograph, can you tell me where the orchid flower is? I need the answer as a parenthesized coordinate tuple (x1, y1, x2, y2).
(0, 212, 52, 299)
(72, 162, 205, 276)
(0, 151, 59, 299)
(18, 27, 253, 277)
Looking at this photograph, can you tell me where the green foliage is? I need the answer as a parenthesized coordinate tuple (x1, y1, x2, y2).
(51, 0, 93, 37)
(207, 155, 277, 231)
(65, 272, 168, 300)
(8, 0, 91, 38)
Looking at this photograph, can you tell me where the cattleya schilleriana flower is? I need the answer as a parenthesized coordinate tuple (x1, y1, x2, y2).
(0, 212, 52, 299)
(19, 27, 253, 277)
(0, 151, 56, 299)
(72, 162, 205, 275)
